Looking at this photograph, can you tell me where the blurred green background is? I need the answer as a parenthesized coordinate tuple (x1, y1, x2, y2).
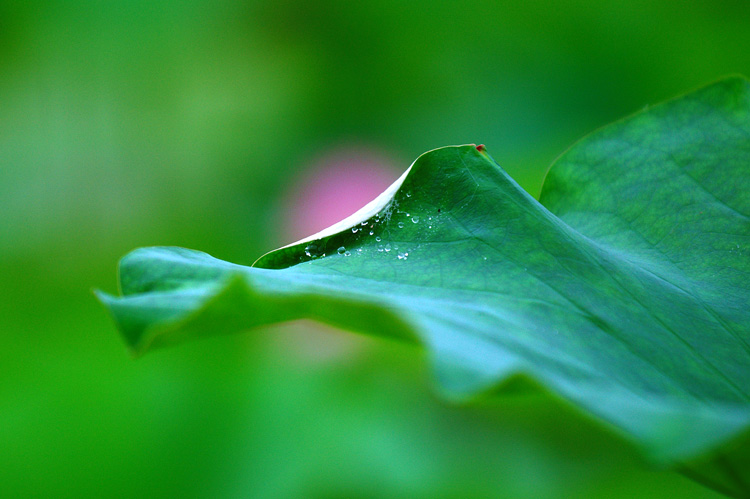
(2, 0, 747, 496)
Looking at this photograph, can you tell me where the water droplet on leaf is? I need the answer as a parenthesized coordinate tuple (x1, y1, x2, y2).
(304, 244, 321, 259)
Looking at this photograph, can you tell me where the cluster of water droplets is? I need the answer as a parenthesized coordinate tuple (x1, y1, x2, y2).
(300, 191, 445, 263)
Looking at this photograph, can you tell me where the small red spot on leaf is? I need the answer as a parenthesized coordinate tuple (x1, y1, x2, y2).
(476, 144, 486, 152)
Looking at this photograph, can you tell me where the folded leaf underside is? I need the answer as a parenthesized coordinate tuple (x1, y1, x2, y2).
(99, 77, 750, 495)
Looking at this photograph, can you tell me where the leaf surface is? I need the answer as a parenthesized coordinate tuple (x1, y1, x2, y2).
(99, 77, 750, 496)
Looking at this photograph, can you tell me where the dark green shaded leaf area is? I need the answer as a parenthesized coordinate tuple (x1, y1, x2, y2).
(99, 77, 750, 497)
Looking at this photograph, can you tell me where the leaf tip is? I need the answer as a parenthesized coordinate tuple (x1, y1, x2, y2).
(92, 288, 112, 306)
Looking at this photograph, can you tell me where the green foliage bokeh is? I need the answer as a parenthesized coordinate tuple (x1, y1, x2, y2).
(3, 1, 749, 497)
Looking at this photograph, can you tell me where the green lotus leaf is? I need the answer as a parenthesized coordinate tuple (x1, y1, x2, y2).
(99, 77, 750, 497)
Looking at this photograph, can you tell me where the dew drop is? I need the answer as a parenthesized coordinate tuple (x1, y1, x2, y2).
(304, 244, 320, 258)
(369, 230, 374, 236)
(406, 192, 412, 198)
(397, 222, 405, 228)
(385, 243, 391, 252)
(375, 236, 382, 242)
(361, 221, 368, 226)
(397, 252, 407, 260)
(351, 227, 359, 233)
(344, 250, 351, 257)
(337, 246, 346, 255)
(377, 244, 384, 252)
(411, 216, 419, 224)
